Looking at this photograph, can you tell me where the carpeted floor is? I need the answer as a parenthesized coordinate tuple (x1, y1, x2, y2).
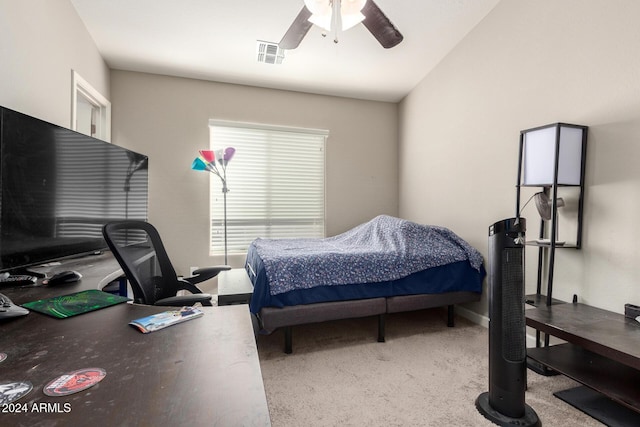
(257, 309, 604, 426)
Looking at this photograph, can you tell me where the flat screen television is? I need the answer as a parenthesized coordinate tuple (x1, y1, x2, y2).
(0, 106, 148, 273)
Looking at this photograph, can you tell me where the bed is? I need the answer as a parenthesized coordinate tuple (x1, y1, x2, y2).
(245, 215, 485, 353)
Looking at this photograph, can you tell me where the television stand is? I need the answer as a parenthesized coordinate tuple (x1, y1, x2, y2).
(526, 302, 640, 424)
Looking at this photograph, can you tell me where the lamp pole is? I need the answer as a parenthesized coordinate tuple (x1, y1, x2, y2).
(221, 172, 228, 265)
(191, 148, 235, 266)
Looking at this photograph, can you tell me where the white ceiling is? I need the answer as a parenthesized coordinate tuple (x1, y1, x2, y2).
(70, 0, 499, 103)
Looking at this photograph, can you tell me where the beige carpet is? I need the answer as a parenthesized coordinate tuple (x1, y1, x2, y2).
(257, 309, 604, 427)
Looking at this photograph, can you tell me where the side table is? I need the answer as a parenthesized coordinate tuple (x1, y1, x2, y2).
(218, 268, 253, 306)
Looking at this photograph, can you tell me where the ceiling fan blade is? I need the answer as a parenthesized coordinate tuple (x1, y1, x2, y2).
(362, 0, 403, 48)
(279, 6, 313, 50)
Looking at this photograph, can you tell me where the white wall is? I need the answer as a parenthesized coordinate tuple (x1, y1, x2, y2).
(399, 0, 640, 315)
(0, 0, 109, 127)
(110, 71, 398, 275)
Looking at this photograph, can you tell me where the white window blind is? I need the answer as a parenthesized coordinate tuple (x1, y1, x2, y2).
(209, 121, 327, 256)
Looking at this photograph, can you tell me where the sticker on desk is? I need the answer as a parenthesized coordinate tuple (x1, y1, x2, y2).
(0, 352, 6, 363)
(43, 368, 106, 397)
(0, 381, 33, 405)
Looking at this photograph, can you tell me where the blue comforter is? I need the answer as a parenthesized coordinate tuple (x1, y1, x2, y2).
(250, 215, 483, 296)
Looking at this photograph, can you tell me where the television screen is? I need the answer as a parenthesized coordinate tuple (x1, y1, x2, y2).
(0, 106, 148, 273)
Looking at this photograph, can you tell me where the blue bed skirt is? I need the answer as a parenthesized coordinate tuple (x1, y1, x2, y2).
(246, 245, 485, 314)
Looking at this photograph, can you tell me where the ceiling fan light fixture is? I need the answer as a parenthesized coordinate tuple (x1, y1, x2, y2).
(280, 0, 402, 49)
(308, 14, 333, 32)
(340, 12, 365, 30)
(304, 0, 367, 32)
(304, 0, 333, 31)
(341, 0, 367, 30)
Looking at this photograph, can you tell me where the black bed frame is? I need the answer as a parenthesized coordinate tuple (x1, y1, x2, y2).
(258, 291, 480, 354)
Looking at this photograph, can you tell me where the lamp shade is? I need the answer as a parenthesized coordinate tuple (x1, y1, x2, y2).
(199, 149, 216, 163)
(521, 123, 587, 186)
(304, 0, 367, 32)
(223, 147, 236, 162)
(191, 157, 210, 171)
(305, 0, 333, 31)
(340, 0, 366, 30)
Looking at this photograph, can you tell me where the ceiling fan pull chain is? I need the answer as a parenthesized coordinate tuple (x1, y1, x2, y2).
(333, 0, 340, 43)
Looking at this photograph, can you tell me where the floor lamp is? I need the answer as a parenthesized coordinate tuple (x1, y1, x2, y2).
(191, 148, 235, 264)
(124, 152, 148, 220)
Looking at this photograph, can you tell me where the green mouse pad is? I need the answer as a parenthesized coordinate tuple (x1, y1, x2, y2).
(22, 290, 131, 319)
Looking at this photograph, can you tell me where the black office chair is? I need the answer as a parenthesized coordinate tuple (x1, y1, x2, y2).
(102, 220, 231, 306)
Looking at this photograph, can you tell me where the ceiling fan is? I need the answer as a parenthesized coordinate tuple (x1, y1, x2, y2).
(279, 0, 403, 50)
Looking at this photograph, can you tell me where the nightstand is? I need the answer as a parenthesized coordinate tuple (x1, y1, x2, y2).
(217, 268, 253, 306)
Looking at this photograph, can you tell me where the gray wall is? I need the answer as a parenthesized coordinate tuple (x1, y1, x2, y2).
(399, 0, 640, 316)
(110, 71, 398, 274)
(0, 0, 109, 127)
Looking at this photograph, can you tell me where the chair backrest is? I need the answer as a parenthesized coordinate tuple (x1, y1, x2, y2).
(102, 220, 181, 305)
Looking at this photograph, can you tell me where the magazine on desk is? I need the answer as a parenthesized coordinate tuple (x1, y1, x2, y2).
(129, 306, 204, 333)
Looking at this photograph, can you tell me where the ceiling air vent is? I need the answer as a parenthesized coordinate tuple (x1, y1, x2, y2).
(256, 41, 285, 65)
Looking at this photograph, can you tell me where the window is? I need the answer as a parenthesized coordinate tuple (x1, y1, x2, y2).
(208, 121, 327, 256)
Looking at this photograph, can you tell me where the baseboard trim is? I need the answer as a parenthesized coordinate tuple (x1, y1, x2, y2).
(456, 305, 488, 328)
(456, 306, 539, 347)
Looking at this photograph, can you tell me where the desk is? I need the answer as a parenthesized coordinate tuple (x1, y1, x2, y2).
(0, 252, 271, 426)
(1, 251, 125, 302)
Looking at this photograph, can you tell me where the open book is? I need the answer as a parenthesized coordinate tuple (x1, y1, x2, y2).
(129, 306, 204, 333)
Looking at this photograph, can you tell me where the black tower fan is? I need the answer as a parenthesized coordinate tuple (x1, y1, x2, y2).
(476, 218, 540, 426)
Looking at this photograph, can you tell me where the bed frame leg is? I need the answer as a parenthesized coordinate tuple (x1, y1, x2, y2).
(284, 326, 293, 354)
(447, 305, 455, 327)
(378, 314, 386, 342)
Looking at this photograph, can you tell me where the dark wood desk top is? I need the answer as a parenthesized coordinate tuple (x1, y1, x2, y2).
(0, 253, 271, 426)
(1, 251, 124, 304)
(526, 302, 640, 370)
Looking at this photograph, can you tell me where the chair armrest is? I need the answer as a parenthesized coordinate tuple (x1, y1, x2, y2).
(177, 278, 206, 295)
(154, 294, 213, 307)
(184, 265, 232, 285)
